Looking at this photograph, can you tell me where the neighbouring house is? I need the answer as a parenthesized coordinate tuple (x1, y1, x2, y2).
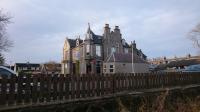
(149, 55, 200, 71)
(103, 53, 149, 73)
(62, 24, 148, 74)
(41, 63, 61, 74)
(14, 62, 40, 73)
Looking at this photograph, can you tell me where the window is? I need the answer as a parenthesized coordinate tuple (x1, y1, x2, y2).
(86, 34, 91, 39)
(96, 61, 101, 73)
(111, 47, 116, 54)
(86, 45, 90, 53)
(110, 64, 114, 73)
(96, 45, 101, 56)
(65, 64, 68, 69)
(122, 39, 126, 45)
(125, 48, 128, 53)
(110, 69, 113, 72)
(28, 66, 31, 70)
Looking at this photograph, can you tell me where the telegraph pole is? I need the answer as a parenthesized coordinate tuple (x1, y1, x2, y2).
(131, 41, 134, 73)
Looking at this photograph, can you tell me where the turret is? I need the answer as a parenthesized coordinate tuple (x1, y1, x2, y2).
(85, 23, 93, 40)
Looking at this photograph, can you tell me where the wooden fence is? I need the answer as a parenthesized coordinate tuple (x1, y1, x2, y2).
(0, 72, 200, 107)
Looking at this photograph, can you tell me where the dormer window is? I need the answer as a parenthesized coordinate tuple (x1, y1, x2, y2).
(76, 39, 79, 46)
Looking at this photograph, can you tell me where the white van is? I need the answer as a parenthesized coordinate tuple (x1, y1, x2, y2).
(0, 66, 17, 79)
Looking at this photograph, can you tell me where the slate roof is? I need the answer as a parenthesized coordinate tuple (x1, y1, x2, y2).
(15, 63, 40, 67)
(123, 42, 130, 48)
(87, 27, 102, 44)
(107, 53, 147, 63)
(67, 39, 76, 48)
(79, 39, 83, 44)
(92, 35, 102, 44)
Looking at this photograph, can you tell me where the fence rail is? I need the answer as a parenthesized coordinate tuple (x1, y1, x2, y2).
(0, 72, 200, 107)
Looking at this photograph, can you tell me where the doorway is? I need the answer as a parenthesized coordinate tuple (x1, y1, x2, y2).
(72, 63, 76, 74)
(96, 61, 101, 74)
(86, 64, 91, 74)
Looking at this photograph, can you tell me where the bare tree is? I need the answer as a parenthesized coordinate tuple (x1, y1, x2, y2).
(188, 23, 200, 49)
(0, 10, 13, 64)
(0, 10, 12, 52)
(0, 53, 4, 65)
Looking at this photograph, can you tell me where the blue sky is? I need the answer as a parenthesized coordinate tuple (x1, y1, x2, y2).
(0, 0, 200, 64)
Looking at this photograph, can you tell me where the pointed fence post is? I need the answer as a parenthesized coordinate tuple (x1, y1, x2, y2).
(8, 75, 16, 105)
(0, 75, 7, 105)
(25, 73, 31, 103)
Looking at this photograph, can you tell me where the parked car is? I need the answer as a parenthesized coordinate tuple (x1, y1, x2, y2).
(182, 64, 200, 72)
(0, 66, 17, 79)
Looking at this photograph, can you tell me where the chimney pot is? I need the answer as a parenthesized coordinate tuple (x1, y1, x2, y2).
(105, 24, 109, 28)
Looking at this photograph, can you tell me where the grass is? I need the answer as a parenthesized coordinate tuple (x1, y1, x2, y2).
(116, 90, 200, 112)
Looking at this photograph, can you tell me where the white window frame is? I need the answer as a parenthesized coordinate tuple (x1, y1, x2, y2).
(109, 64, 114, 73)
(111, 47, 116, 54)
(86, 44, 90, 53)
(96, 45, 101, 56)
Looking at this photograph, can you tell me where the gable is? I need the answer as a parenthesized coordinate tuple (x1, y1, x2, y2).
(106, 53, 147, 63)
(63, 40, 70, 51)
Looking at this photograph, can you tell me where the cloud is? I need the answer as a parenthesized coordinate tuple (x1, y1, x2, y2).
(1, 0, 200, 64)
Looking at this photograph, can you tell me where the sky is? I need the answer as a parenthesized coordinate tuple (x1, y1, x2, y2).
(0, 0, 200, 64)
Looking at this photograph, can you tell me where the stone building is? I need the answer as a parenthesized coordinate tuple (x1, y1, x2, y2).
(62, 24, 148, 74)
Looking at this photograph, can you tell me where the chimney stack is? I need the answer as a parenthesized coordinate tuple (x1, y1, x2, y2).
(105, 24, 109, 28)
(104, 23, 110, 36)
(132, 40, 136, 48)
(115, 26, 119, 29)
(114, 25, 120, 33)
